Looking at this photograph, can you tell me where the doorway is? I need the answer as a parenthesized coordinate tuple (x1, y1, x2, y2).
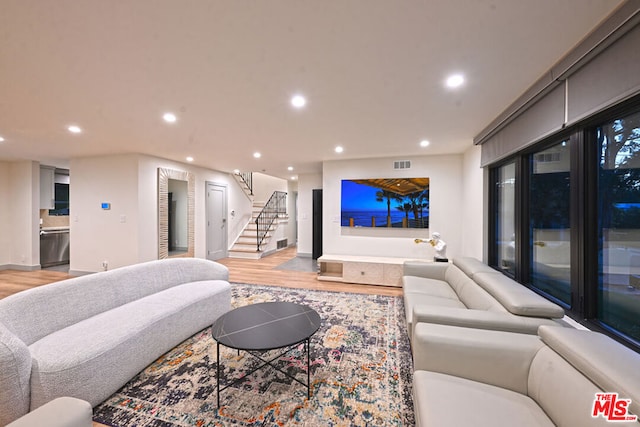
(206, 182, 228, 260)
(312, 189, 322, 259)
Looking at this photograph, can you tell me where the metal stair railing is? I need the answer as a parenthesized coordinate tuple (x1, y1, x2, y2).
(235, 172, 253, 196)
(255, 191, 287, 251)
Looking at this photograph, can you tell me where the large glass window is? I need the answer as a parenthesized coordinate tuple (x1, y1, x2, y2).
(597, 111, 640, 343)
(488, 101, 640, 350)
(496, 162, 516, 276)
(529, 141, 571, 306)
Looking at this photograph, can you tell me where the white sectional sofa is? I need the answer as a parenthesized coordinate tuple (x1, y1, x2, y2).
(402, 257, 566, 340)
(0, 258, 232, 426)
(412, 323, 640, 426)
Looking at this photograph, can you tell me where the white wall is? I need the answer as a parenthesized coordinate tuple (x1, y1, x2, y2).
(286, 180, 298, 246)
(297, 173, 323, 257)
(0, 162, 11, 266)
(461, 145, 484, 259)
(252, 172, 288, 202)
(0, 161, 42, 269)
(71, 153, 259, 273)
(7, 162, 40, 269)
(70, 155, 140, 273)
(322, 155, 464, 260)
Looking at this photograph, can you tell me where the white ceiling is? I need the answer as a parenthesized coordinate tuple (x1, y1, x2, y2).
(0, 0, 623, 179)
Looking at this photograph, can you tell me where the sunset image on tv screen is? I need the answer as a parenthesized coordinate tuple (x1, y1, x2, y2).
(341, 178, 429, 228)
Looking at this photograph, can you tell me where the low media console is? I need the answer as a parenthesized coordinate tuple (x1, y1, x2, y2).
(317, 254, 424, 287)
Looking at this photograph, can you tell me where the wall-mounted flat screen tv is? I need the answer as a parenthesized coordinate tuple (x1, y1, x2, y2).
(341, 178, 429, 228)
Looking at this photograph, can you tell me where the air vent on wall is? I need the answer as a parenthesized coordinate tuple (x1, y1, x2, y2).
(393, 160, 411, 170)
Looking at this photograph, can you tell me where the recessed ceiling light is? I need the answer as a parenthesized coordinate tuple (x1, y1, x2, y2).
(335, 146, 344, 153)
(186, 156, 194, 162)
(291, 95, 307, 109)
(445, 74, 465, 89)
(420, 140, 430, 147)
(287, 166, 294, 171)
(0, 136, 5, 142)
(163, 112, 177, 123)
(67, 125, 82, 134)
(291, 176, 297, 180)
(253, 152, 262, 158)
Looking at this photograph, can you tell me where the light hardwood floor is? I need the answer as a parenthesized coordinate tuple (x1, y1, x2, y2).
(0, 247, 402, 299)
(0, 247, 401, 426)
(0, 268, 72, 299)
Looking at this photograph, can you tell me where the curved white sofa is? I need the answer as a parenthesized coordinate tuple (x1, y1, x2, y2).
(0, 258, 231, 425)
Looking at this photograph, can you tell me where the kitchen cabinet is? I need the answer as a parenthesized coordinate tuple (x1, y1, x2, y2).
(40, 166, 55, 209)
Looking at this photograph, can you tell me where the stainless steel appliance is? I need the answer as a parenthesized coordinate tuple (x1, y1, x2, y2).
(40, 228, 70, 267)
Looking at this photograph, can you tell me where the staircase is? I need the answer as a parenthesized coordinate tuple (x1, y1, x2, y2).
(229, 172, 287, 259)
(228, 201, 275, 259)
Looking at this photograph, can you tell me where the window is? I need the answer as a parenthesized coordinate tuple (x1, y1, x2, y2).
(528, 141, 571, 306)
(488, 101, 640, 351)
(495, 162, 516, 276)
(597, 111, 640, 343)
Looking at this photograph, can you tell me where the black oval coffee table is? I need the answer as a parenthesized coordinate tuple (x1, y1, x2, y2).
(211, 301, 321, 407)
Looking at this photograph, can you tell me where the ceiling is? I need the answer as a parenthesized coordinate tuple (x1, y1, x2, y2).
(0, 0, 623, 180)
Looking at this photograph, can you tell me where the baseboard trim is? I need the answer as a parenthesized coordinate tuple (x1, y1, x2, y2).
(297, 252, 312, 258)
(68, 270, 96, 277)
(0, 264, 41, 271)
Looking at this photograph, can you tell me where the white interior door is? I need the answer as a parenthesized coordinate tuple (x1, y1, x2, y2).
(206, 182, 227, 260)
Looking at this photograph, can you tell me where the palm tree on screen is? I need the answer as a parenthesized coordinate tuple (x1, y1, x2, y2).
(376, 190, 397, 227)
(396, 202, 412, 227)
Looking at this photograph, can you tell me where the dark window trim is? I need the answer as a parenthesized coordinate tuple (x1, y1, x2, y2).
(514, 155, 526, 283)
(488, 167, 499, 269)
(488, 159, 517, 278)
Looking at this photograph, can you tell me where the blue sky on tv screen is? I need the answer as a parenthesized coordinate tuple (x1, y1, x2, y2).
(341, 180, 392, 211)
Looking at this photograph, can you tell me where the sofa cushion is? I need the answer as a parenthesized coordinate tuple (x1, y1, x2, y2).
(473, 272, 564, 318)
(454, 279, 507, 313)
(28, 280, 231, 409)
(413, 371, 554, 427)
(6, 397, 93, 427)
(403, 261, 448, 281)
(402, 276, 460, 300)
(528, 346, 612, 427)
(453, 257, 497, 279)
(443, 265, 474, 294)
(538, 325, 640, 418)
(403, 292, 466, 339)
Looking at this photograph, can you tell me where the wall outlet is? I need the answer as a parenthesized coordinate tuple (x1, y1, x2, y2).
(102, 260, 108, 271)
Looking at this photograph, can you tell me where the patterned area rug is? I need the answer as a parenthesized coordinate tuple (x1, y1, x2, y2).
(93, 284, 414, 426)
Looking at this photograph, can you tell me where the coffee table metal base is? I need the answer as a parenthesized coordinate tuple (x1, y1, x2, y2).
(216, 338, 312, 408)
